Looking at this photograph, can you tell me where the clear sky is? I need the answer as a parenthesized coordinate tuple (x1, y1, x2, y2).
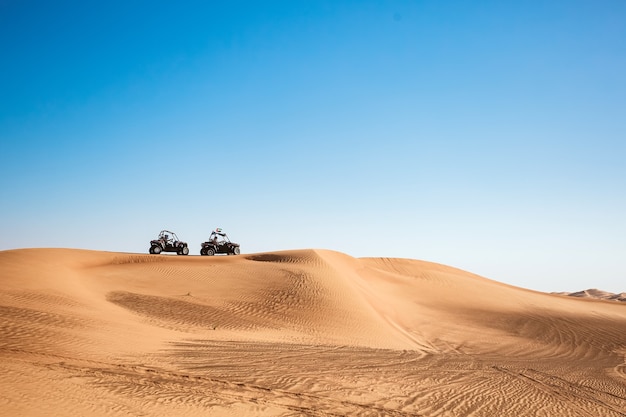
(1, 0, 625, 294)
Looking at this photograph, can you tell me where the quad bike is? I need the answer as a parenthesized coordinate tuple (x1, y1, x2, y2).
(149, 230, 189, 255)
(200, 228, 240, 256)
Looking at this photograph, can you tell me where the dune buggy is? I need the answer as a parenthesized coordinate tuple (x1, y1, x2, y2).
(149, 230, 189, 255)
(200, 228, 240, 256)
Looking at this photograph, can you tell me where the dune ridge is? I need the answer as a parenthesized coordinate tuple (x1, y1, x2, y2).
(1, 248, 625, 416)
(555, 288, 626, 303)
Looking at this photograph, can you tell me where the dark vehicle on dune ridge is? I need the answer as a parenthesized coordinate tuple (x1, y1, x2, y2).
(149, 230, 189, 255)
(200, 228, 240, 256)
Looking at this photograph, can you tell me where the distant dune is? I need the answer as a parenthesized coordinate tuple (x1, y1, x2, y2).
(1, 248, 625, 416)
(555, 289, 626, 303)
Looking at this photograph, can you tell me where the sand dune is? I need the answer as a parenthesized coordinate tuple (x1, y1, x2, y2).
(1, 248, 625, 416)
(556, 289, 626, 303)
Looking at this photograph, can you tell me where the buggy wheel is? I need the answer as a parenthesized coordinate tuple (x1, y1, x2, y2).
(181, 246, 189, 255)
(233, 247, 240, 255)
(200, 248, 207, 256)
(149, 247, 154, 254)
(152, 245, 162, 254)
(206, 248, 215, 256)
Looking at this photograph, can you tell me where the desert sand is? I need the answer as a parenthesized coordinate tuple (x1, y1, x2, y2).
(0, 248, 624, 416)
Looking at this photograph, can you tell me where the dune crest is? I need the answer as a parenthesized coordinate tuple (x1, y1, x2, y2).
(1, 248, 625, 416)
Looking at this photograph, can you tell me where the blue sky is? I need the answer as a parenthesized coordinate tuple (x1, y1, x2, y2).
(1, 0, 625, 293)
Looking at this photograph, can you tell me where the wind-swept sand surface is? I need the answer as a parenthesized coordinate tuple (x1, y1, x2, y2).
(1, 248, 625, 416)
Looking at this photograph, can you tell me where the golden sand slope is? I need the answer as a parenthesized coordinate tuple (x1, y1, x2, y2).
(0, 248, 625, 416)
